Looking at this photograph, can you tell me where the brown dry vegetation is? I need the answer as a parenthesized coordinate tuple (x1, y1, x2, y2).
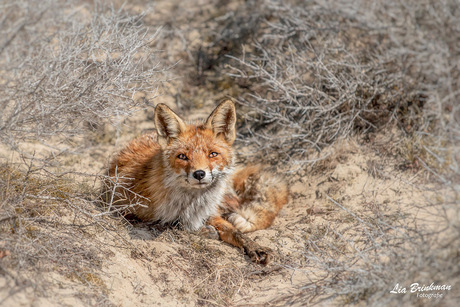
(1, 0, 459, 306)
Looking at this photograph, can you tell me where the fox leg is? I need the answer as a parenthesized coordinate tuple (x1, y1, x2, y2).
(227, 165, 289, 233)
(207, 216, 272, 265)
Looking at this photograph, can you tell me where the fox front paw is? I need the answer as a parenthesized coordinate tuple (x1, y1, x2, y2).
(243, 242, 272, 265)
(227, 213, 255, 233)
(199, 225, 220, 240)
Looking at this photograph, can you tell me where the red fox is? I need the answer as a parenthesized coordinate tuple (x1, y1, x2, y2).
(101, 99, 288, 264)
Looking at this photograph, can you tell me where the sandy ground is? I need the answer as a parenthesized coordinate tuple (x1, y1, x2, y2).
(2, 100, 454, 306)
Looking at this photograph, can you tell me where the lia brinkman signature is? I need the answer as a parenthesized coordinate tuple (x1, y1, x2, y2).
(390, 282, 452, 298)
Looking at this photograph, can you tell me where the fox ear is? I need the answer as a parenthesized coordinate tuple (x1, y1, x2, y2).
(154, 104, 186, 147)
(205, 99, 236, 145)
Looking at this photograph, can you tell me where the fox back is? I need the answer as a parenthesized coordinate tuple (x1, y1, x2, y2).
(101, 100, 237, 231)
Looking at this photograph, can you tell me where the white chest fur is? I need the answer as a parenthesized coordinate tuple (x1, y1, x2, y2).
(153, 179, 227, 231)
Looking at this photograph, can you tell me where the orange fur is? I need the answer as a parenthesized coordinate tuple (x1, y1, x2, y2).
(101, 100, 289, 264)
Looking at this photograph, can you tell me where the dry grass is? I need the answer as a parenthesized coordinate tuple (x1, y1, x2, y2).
(208, 0, 458, 168)
(0, 164, 108, 305)
(0, 1, 166, 305)
(0, 0, 166, 152)
(278, 186, 459, 306)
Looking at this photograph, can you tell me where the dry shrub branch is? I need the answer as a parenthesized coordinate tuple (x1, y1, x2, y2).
(0, 0, 165, 149)
(217, 0, 459, 166)
(0, 0, 166, 304)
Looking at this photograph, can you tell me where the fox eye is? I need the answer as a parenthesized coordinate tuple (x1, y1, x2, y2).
(209, 152, 219, 158)
(177, 153, 188, 160)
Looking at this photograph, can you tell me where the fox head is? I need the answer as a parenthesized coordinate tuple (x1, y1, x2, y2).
(154, 99, 236, 190)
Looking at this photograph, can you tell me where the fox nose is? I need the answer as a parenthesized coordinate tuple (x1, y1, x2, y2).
(193, 170, 206, 181)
